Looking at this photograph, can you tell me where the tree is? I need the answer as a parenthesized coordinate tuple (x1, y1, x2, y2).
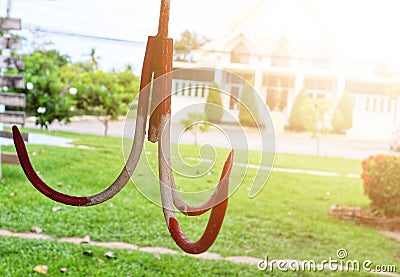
(289, 90, 332, 133)
(289, 89, 313, 131)
(174, 30, 209, 61)
(71, 67, 138, 136)
(85, 48, 100, 71)
(239, 84, 259, 127)
(180, 112, 210, 145)
(205, 83, 223, 123)
(332, 92, 354, 133)
(23, 50, 74, 128)
(289, 90, 331, 155)
(23, 46, 140, 133)
(305, 98, 332, 156)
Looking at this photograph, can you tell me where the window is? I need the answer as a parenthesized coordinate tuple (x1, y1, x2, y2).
(264, 75, 295, 88)
(304, 78, 335, 99)
(264, 75, 294, 111)
(231, 42, 250, 64)
(266, 89, 288, 111)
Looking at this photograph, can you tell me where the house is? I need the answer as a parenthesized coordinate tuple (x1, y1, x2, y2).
(171, 0, 400, 140)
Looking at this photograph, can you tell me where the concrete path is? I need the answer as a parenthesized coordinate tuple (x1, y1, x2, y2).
(0, 133, 73, 147)
(0, 228, 398, 276)
(23, 116, 392, 160)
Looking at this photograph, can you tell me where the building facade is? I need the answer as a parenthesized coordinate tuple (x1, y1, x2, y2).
(171, 0, 400, 140)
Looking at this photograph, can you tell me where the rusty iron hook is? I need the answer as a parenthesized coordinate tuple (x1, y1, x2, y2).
(12, 0, 234, 254)
(142, 0, 234, 254)
(12, 58, 151, 206)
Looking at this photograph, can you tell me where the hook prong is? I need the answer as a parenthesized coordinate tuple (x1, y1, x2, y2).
(12, 0, 235, 255)
(11, 34, 157, 207)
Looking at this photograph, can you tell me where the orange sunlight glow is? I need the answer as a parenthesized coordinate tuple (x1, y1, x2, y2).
(225, 0, 400, 65)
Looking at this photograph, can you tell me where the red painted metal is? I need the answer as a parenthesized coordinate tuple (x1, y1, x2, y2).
(168, 151, 233, 254)
(171, 151, 233, 217)
(13, 126, 90, 206)
(11, 0, 234, 254)
(147, 36, 173, 143)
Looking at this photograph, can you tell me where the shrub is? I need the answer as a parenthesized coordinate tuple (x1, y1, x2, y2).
(239, 83, 259, 127)
(361, 154, 400, 216)
(288, 89, 313, 131)
(289, 90, 332, 133)
(332, 92, 354, 132)
(24, 50, 73, 128)
(180, 112, 210, 145)
(205, 83, 223, 123)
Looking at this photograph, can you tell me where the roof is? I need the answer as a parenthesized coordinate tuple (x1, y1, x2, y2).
(193, 0, 396, 65)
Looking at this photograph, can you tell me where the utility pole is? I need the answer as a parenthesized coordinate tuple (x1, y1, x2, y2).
(0, 0, 28, 178)
(6, 0, 12, 18)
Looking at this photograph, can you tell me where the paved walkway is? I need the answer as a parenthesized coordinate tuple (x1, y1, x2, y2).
(0, 133, 73, 147)
(0, 229, 398, 276)
(22, 116, 392, 160)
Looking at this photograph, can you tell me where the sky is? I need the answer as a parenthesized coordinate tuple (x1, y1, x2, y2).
(3, 0, 255, 72)
(3, 0, 400, 73)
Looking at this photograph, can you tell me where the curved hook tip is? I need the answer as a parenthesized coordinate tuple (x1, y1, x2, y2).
(12, 125, 18, 135)
(181, 150, 234, 217)
(167, 150, 233, 254)
(221, 150, 234, 180)
(12, 124, 92, 206)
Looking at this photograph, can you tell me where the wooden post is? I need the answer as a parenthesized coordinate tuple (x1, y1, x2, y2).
(0, 4, 25, 178)
(0, 104, 4, 179)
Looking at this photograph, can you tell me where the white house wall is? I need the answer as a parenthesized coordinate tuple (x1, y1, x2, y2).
(171, 0, 400, 141)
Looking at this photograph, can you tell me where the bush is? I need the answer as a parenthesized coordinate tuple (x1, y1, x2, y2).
(288, 90, 313, 131)
(361, 154, 400, 216)
(289, 90, 331, 133)
(332, 92, 354, 132)
(239, 83, 259, 127)
(24, 50, 73, 128)
(180, 112, 210, 145)
(205, 83, 223, 123)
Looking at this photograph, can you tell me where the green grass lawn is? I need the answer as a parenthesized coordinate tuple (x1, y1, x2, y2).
(0, 129, 398, 276)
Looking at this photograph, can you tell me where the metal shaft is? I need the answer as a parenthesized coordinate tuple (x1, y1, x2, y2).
(157, 0, 170, 38)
